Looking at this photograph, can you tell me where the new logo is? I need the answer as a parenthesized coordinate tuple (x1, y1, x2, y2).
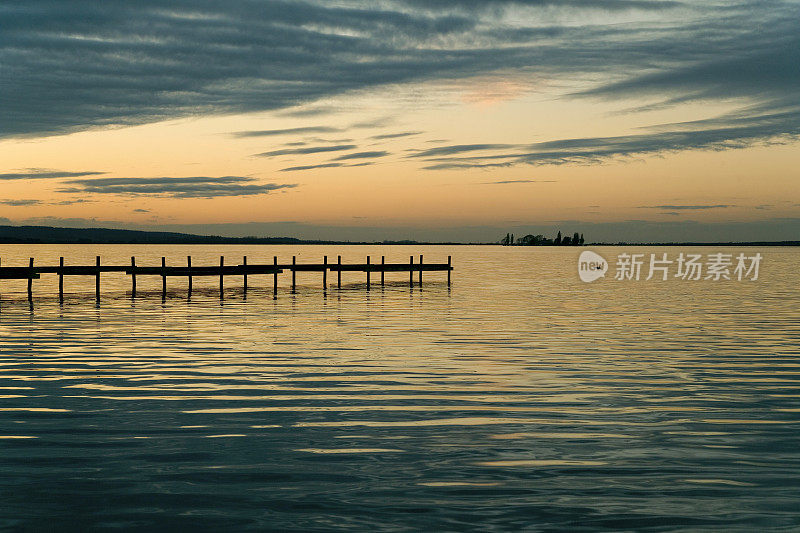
(578, 250, 608, 283)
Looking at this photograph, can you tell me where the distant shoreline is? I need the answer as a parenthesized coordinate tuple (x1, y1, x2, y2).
(0, 225, 468, 246)
(589, 241, 800, 247)
(0, 225, 797, 246)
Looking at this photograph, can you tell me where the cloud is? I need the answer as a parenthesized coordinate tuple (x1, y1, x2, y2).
(299, 137, 353, 144)
(0, 2, 480, 138)
(371, 131, 423, 140)
(580, 35, 800, 106)
(350, 117, 395, 129)
(256, 144, 357, 157)
(236, 122, 409, 141)
(0, 198, 92, 206)
(332, 151, 389, 161)
(0, 169, 105, 180)
(0, 199, 41, 206)
(410, 144, 517, 158)
(638, 204, 733, 210)
(52, 199, 92, 205)
(232, 126, 341, 138)
(59, 176, 297, 198)
(399, 0, 684, 12)
(484, 179, 556, 184)
(0, 0, 797, 169)
(417, 108, 800, 169)
(279, 161, 375, 172)
(277, 106, 340, 118)
(280, 163, 344, 172)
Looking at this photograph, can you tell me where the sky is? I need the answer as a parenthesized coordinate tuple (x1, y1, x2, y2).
(0, 0, 798, 242)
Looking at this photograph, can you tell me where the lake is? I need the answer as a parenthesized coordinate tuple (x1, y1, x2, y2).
(0, 244, 798, 531)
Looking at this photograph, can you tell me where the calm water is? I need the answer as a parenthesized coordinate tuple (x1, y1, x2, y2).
(0, 245, 798, 532)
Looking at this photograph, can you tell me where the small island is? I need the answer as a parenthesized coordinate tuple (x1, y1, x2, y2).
(500, 231, 585, 246)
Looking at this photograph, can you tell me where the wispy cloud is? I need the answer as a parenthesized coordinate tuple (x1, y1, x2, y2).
(332, 151, 389, 161)
(400, 0, 684, 12)
(279, 162, 375, 172)
(417, 108, 800, 170)
(256, 145, 357, 157)
(277, 106, 340, 118)
(0, 169, 106, 180)
(0, 198, 93, 206)
(59, 176, 297, 199)
(371, 131, 423, 140)
(484, 179, 556, 184)
(638, 204, 733, 210)
(52, 199, 92, 206)
(232, 127, 341, 138)
(280, 163, 344, 172)
(410, 144, 517, 158)
(0, 199, 41, 206)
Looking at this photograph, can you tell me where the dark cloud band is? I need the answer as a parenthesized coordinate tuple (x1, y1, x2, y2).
(0, 199, 41, 206)
(0, 0, 797, 170)
(638, 204, 733, 210)
(59, 176, 297, 199)
(417, 108, 800, 169)
(0, 170, 106, 180)
(257, 145, 357, 157)
(332, 151, 389, 161)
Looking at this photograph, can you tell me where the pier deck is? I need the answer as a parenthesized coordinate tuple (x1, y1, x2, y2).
(0, 254, 452, 301)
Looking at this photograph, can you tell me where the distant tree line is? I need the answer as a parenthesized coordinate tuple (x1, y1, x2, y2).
(500, 231, 585, 246)
(0, 225, 434, 245)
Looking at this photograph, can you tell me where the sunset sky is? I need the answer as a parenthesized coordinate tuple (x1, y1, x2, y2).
(1, 0, 798, 242)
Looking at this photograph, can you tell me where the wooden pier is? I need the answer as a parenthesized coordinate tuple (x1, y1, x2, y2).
(0, 255, 452, 302)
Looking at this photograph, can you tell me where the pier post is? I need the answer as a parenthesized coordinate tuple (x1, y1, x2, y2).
(419, 254, 423, 287)
(131, 257, 137, 298)
(243, 256, 248, 293)
(95, 256, 100, 302)
(447, 256, 451, 287)
(27, 258, 34, 302)
(187, 256, 192, 297)
(322, 255, 328, 293)
(381, 256, 385, 287)
(273, 256, 278, 299)
(219, 256, 224, 298)
(161, 257, 167, 299)
(366, 256, 370, 291)
(409, 256, 413, 288)
(58, 257, 64, 303)
(292, 256, 296, 294)
(323, 256, 328, 292)
(337, 256, 341, 289)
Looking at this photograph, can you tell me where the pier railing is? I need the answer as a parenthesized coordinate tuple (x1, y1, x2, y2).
(0, 255, 452, 301)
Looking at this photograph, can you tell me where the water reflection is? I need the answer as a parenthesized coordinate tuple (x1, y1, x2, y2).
(0, 245, 799, 530)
